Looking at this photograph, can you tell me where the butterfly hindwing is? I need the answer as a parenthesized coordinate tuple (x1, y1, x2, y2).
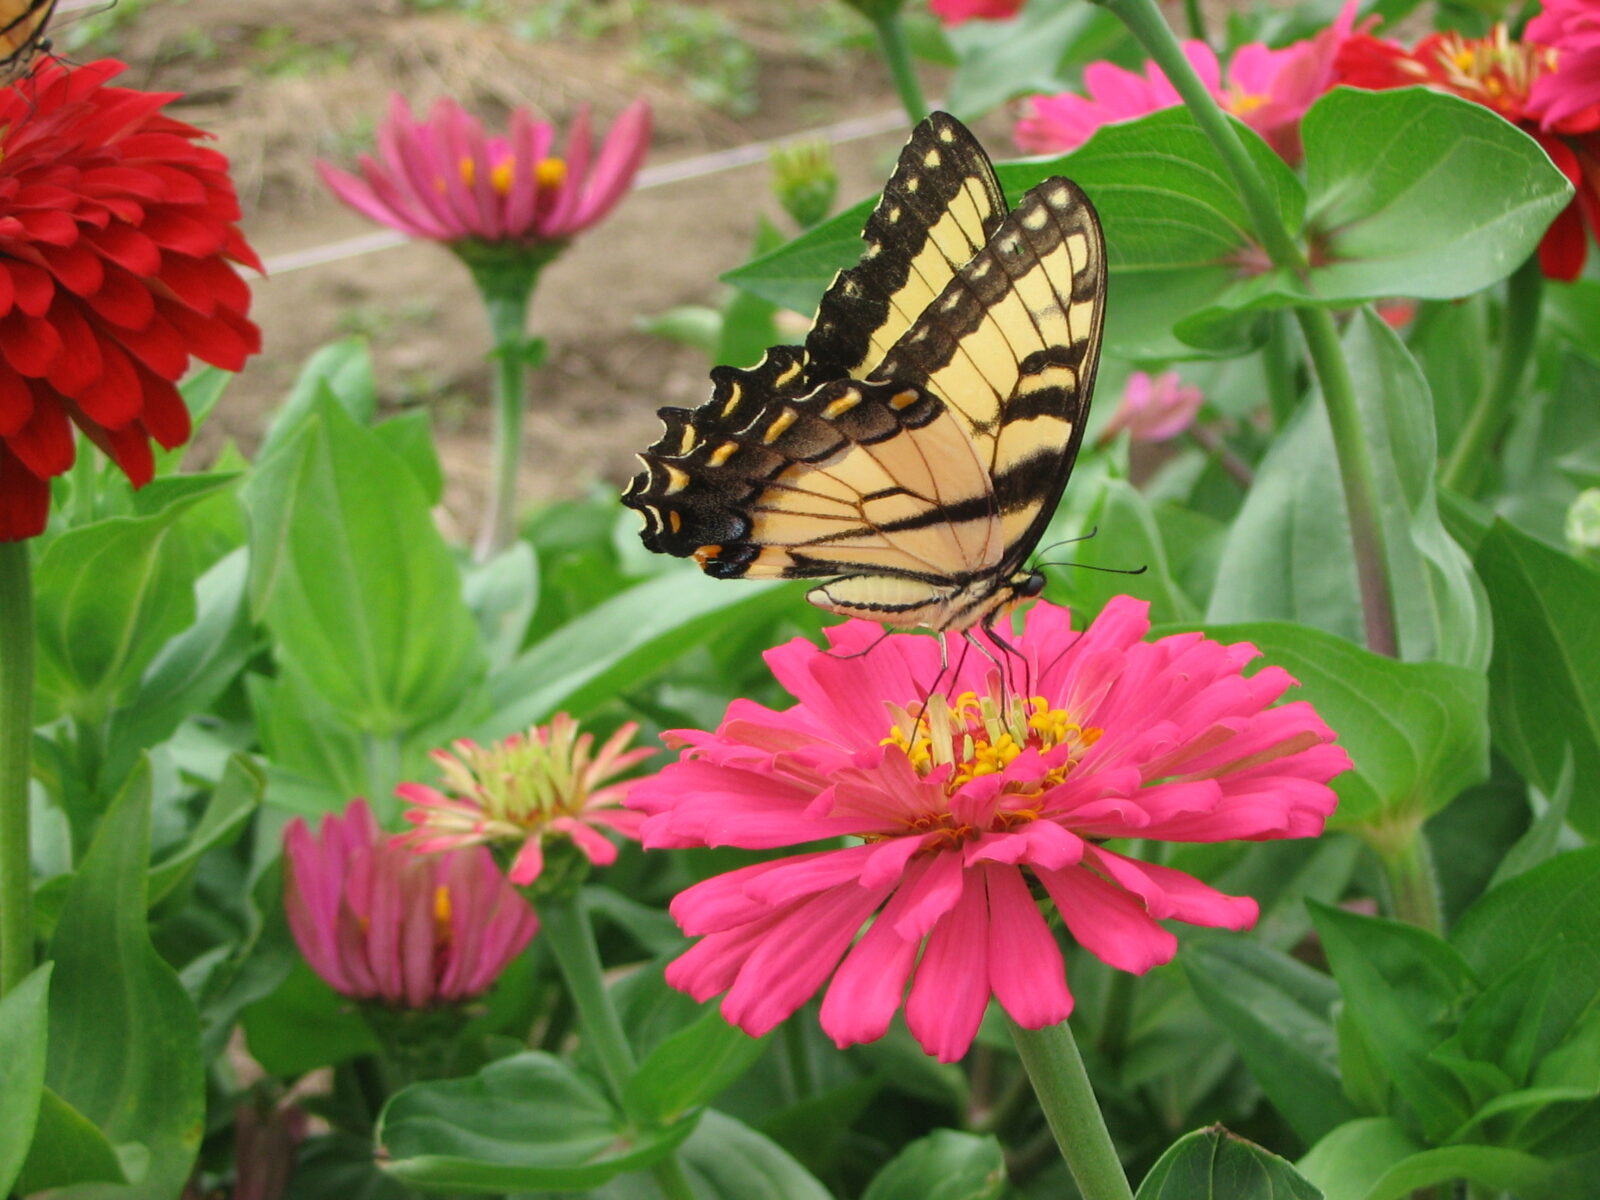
(624, 112, 1106, 633)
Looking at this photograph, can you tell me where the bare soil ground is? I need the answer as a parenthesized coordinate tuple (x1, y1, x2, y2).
(69, 0, 953, 535)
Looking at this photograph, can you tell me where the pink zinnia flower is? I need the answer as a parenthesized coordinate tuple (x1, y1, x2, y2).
(630, 598, 1349, 1063)
(1097, 370, 1204, 445)
(930, 0, 1025, 25)
(317, 94, 651, 247)
(1015, 3, 1355, 163)
(283, 800, 537, 1008)
(1527, 0, 1600, 131)
(398, 715, 652, 887)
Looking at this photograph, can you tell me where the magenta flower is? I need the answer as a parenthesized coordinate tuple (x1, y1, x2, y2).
(1098, 370, 1205, 445)
(398, 715, 652, 887)
(317, 94, 651, 246)
(1016, 3, 1355, 162)
(1527, 0, 1600, 131)
(630, 598, 1348, 1062)
(930, 0, 1025, 25)
(283, 800, 537, 1008)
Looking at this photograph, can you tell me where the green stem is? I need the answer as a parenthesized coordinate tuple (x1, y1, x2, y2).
(363, 733, 402, 807)
(1377, 826, 1444, 934)
(0, 540, 34, 995)
(1096, 0, 1398, 657)
(1009, 1018, 1134, 1200)
(536, 892, 697, 1200)
(1096, 967, 1138, 1067)
(871, 11, 929, 124)
(1182, 0, 1205, 40)
(1298, 307, 1399, 657)
(477, 289, 534, 563)
(1262, 310, 1301, 430)
(1440, 254, 1543, 498)
(780, 1017, 815, 1101)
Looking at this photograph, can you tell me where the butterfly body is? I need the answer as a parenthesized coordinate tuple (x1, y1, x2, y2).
(0, 0, 55, 87)
(624, 112, 1106, 634)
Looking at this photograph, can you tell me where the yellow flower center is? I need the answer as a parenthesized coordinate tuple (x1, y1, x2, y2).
(433, 884, 453, 943)
(1227, 89, 1267, 116)
(882, 692, 1101, 794)
(490, 159, 516, 194)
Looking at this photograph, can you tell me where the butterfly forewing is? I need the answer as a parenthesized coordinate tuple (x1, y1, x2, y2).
(803, 111, 1005, 386)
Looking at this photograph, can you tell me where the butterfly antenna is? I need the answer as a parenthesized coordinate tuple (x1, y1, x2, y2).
(1032, 526, 1101, 558)
(1033, 560, 1149, 577)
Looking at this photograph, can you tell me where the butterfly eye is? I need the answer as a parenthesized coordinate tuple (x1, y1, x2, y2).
(1017, 573, 1047, 599)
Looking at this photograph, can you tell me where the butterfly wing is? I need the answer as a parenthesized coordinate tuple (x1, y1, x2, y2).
(0, 0, 55, 86)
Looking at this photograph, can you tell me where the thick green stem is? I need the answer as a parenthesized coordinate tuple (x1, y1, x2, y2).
(1009, 1018, 1134, 1200)
(1096, 0, 1398, 656)
(0, 540, 35, 995)
(872, 11, 929, 124)
(536, 892, 697, 1200)
(1373, 824, 1444, 934)
(477, 289, 534, 563)
(1441, 255, 1543, 497)
(1298, 307, 1399, 657)
(1181, 0, 1205, 40)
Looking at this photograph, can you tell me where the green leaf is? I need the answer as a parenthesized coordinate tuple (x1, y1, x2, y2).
(377, 1053, 695, 1192)
(1049, 478, 1199, 624)
(945, 0, 1126, 118)
(154, 367, 234, 475)
(624, 1007, 769, 1125)
(862, 1130, 1006, 1200)
(1136, 1125, 1323, 1199)
(0, 964, 52, 1195)
(372, 410, 445, 506)
(1297, 1117, 1423, 1200)
(1309, 902, 1478, 1142)
(45, 761, 205, 1200)
(1196, 622, 1487, 828)
(1488, 754, 1575, 889)
(1452, 846, 1600, 982)
(104, 548, 255, 782)
(483, 567, 799, 734)
(241, 395, 486, 736)
(585, 1109, 833, 1200)
(14, 1087, 129, 1193)
(1183, 939, 1357, 1144)
(241, 961, 380, 1076)
(1474, 520, 1600, 836)
(464, 541, 539, 670)
(33, 475, 237, 723)
(1300, 88, 1572, 303)
(258, 336, 378, 460)
(146, 754, 264, 906)
(1332, 1143, 1574, 1200)
(1210, 314, 1488, 668)
(287, 1133, 419, 1200)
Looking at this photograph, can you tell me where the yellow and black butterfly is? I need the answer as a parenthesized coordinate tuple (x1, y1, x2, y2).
(623, 111, 1106, 635)
(0, 0, 56, 87)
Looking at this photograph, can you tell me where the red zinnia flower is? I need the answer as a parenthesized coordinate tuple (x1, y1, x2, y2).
(630, 599, 1348, 1062)
(0, 60, 261, 541)
(1335, 24, 1600, 279)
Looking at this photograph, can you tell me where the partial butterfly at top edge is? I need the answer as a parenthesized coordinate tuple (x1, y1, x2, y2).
(0, 0, 56, 88)
(622, 110, 1106, 637)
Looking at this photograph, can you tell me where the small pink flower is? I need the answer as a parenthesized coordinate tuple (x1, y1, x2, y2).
(398, 715, 652, 887)
(318, 94, 651, 246)
(630, 598, 1349, 1062)
(1098, 370, 1204, 445)
(930, 0, 1025, 25)
(1016, 3, 1356, 162)
(283, 800, 537, 1008)
(1527, 0, 1600, 131)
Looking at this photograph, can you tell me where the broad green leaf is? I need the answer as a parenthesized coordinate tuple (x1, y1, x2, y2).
(1452, 846, 1600, 981)
(637, 305, 722, 356)
(585, 1109, 834, 1200)
(463, 541, 539, 669)
(1309, 903, 1478, 1142)
(1297, 1117, 1423, 1200)
(714, 216, 785, 368)
(1299, 88, 1571, 302)
(241, 961, 380, 1076)
(1048, 478, 1199, 624)
(14, 1087, 129, 1193)
(624, 1007, 769, 1125)
(0, 964, 52, 1195)
(1475, 520, 1600, 835)
(45, 762, 205, 1200)
(1211, 313, 1487, 668)
(945, 0, 1126, 118)
(1500, 351, 1600, 544)
(862, 1130, 1005, 1200)
(372, 410, 445, 506)
(286, 1133, 419, 1200)
(241, 396, 485, 736)
(1197, 622, 1486, 828)
(1342, 1144, 1576, 1200)
(247, 671, 372, 803)
(146, 754, 264, 906)
(1183, 939, 1357, 1144)
(1488, 754, 1575, 889)
(104, 548, 255, 783)
(153, 367, 233, 474)
(378, 1053, 694, 1192)
(33, 475, 236, 723)
(1452, 944, 1598, 1088)
(483, 567, 798, 735)
(258, 336, 378, 460)
(1137, 1125, 1323, 1199)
